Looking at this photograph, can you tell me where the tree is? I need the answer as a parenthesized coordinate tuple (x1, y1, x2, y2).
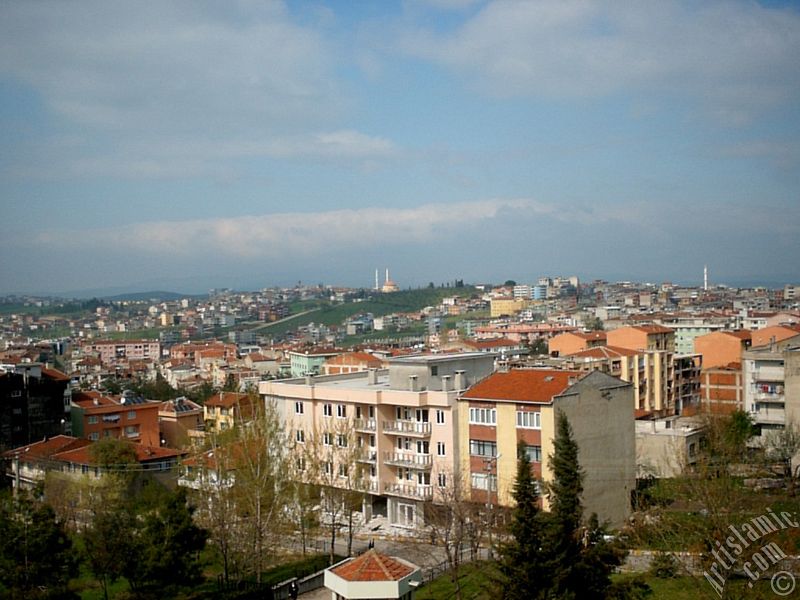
(538, 411, 623, 599)
(425, 467, 484, 600)
(0, 491, 77, 599)
(123, 488, 208, 595)
(83, 504, 136, 600)
(498, 443, 548, 600)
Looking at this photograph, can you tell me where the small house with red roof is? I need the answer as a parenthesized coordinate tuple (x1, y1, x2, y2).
(324, 549, 421, 600)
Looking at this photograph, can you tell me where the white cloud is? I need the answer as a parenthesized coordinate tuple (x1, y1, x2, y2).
(399, 1, 800, 122)
(28, 198, 576, 258)
(0, 2, 398, 178)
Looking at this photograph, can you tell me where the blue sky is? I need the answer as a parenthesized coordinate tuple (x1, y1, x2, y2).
(1, 0, 799, 295)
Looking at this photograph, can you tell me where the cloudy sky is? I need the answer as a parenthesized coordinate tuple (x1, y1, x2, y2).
(1, 0, 799, 295)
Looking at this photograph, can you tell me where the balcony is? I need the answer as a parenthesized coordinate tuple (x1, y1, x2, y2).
(356, 451, 378, 464)
(754, 392, 784, 403)
(751, 408, 785, 425)
(384, 482, 433, 501)
(356, 479, 379, 494)
(354, 418, 377, 432)
(382, 420, 431, 437)
(383, 452, 433, 470)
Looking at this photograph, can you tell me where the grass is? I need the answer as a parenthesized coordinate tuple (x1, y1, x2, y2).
(417, 562, 498, 600)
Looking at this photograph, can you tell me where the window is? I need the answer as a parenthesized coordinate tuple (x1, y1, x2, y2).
(89, 432, 99, 441)
(295, 401, 304, 415)
(471, 473, 497, 491)
(88, 416, 98, 425)
(337, 434, 348, 448)
(416, 409, 429, 423)
(416, 441, 429, 455)
(437, 442, 446, 456)
(470, 439, 497, 457)
(396, 407, 411, 420)
(417, 472, 431, 485)
(336, 404, 347, 418)
(296, 430, 305, 444)
(338, 464, 348, 477)
(431, 366, 438, 376)
(323, 461, 333, 475)
(370, 465, 377, 477)
(438, 473, 447, 488)
(516, 411, 541, 429)
(323, 432, 332, 446)
(323, 403, 333, 417)
(125, 425, 137, 436)
(436, 410, 445, 424)
(469, 407, 496, 425)
(355, 406, 362, 419)
(369, 435, 376, 448)
(524, 445, 542, 462)
(368, 406, 375, 418)
(296, 457, 306, 472)
(128, 411, 136, 420)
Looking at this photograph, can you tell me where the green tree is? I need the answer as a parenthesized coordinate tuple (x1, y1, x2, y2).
(498, 443, 548, 600)
(0, 491, 77, 599)
(123, 488, 207, 595)
(83, 506, 136, 600)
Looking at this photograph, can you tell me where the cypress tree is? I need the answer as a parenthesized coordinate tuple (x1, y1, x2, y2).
(498, 442, 547, 600)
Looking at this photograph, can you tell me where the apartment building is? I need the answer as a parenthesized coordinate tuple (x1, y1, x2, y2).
(70, 390, 160, 446)
(159, 396, 204, 448)
(289, 349, 341, 377)
(694, 331, 751, 414)
(203, 391, 255, 433)
(548, 331, 607, 357)
(260, 353, 495, 528)
(81, 339, 161, 365)
(742, 345, 800, 435)
(458, 369, 635, 528)
(323, 351, 383, 375)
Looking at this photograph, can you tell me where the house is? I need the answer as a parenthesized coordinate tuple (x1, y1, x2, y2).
(323, 351, 383, 375)
(204, 392, 256, 433)
(750, 325, 800, 350)
(548, 331, 607, 357)
(159, 396, 204, 448)
(324, 550, 422, 600)
(636, 416, 706, 478)
(3, 435, 181, 491)
(70, 390, 161, 446)
(458, 369, 635, 528)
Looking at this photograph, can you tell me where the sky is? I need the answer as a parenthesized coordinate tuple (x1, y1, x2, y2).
(1, 0, 799, 296)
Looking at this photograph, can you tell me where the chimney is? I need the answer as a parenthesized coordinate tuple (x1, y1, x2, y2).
(441, 375, 452, 392)
(367, 368, 378, 385)
(567, 376, 577, 386)
(305, 373, 315, 386)
(454, 370, 466, 391)
(408, 374, 419, 392)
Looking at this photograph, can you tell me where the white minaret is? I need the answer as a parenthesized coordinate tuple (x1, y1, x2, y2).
(375, 269, 379, 290)
(385, 268, 390, 284)
(704, 265, 708, 291)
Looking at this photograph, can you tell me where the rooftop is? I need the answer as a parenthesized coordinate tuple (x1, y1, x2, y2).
(330, 550, 415, 582)
(462, 369, 583, 404)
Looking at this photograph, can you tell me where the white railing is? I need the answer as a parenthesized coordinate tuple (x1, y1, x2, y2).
(382, 420, 432, 436)
(384, 482, 433, 500)
(383, 452, 433, 468)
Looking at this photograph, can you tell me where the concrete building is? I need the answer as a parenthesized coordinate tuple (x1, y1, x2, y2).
(81, 339, 161, 365)
(636, 416, 706, 478)
(490, 297, 530, 318)
(458, 369, 635, 528)
(260, 353, 496, 529)
(159, 396, 204, 448)
(70, 390, 161, 446)
(203, 391, 255, 433)
(741, 344, 800, 435)
(289, 349, 341, 378)
(323, 352, 383, 375)
(548, 331, 607, 357)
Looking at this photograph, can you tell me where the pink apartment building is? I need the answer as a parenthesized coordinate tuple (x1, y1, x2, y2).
(260, 352, 496, 529)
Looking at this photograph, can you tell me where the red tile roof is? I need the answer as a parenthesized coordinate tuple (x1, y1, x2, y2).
(54, 442, 181, 465)
(205, 391, 250, 408)
(42, 367, 70, 381)
(462, 369, 583, 404)
(330, 550, 415, 582)
(567, 345, 639, 359)
(630, 325, 674, 335)
(2, 435, 90, 460)
(573, 331, 607, 341)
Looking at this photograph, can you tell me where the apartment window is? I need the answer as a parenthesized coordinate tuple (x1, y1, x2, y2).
(469, 407, 496, 425)
(323, 403, 332, 417)
(471, 473, 497, 491)
(368, 406, 375, 419)
(338, 464, 348, 478)
(296, 457, 306, 472)
(296, 430, 305, 444)
(516, 411, 541, 429)
(438, 473, 447, 488)
(470, 439, 497, 457)
(336, 404, 347, 418)
(524, 445, 542, 462)
(127, 411, 136, 420)
(323, 432, 332, 446)
(88, 416, 98, 425)
(417, 472, 431, 485)
(355, 406, 362, 419)
(416, 440, 430, 455)
(416, 409, 429, 423)
(436, 410, 445, 425)
(437, 442, 446, 456)
(337, 434, 348, 448)
(295, 401, 304, 415)
(396, 407, 411, 420)
(370, 465, 377, 477)
(369, 434, 376, 448)
(89, 432, 99, 441)
(431, 366, 438, 376)
(323, 461, 332, 475)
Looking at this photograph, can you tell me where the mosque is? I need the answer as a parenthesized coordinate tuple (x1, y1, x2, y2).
(376, 268, 399, 293)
